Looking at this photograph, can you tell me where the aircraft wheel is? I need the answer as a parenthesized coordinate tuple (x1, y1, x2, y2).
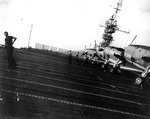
(135, 77, 142, 85)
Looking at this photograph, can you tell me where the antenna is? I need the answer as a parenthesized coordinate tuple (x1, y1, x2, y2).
(99, 0, 130, 47)
(130, 35, 137, 45)
(28, 24, 33, 48)
(113, 0, 123, 19)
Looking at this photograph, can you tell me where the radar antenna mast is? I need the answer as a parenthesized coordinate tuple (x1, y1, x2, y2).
(100, 0, 129, 48)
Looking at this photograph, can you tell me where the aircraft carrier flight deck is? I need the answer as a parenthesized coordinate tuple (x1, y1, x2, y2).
(0, 48, 150, 119)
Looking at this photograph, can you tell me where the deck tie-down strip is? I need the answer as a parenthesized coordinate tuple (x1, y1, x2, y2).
(0, 89, 149, 119)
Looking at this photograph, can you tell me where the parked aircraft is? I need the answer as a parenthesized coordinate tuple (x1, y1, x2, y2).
(124, 45, 150, 87)
(100, 44, 150, 89)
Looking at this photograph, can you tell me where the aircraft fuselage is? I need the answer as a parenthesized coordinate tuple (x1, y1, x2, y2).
(124, 45, 150, 69)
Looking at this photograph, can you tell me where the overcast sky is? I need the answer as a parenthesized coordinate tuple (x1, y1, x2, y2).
(0, 0, 150, 50)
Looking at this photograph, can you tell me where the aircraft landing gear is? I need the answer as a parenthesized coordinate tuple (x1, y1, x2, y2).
(134, 76, 146, 89)
(134, 65, 150, 89)
(135, 77, 142, 85)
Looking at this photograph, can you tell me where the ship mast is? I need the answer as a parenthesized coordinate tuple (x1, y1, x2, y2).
(100, 0, 129, 48)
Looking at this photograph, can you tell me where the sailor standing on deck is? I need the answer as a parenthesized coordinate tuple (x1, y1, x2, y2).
(75, 52, 79, 65)
(68, 50, 72, 64)
(3, 31, 17, 69)
(83, 52, 89, 67)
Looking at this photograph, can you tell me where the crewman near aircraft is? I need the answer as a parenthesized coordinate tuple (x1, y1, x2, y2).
(103, 54, 110, 72)
(91, 52, 98, 65)
(83, 52, 89, 67)
(3, 31, 17, 69)
(68, 50, 72, 64)
(75, 52, 79, 65)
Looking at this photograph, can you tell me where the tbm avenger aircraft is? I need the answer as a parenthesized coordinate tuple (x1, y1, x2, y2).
(100, 42, 150, 89)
